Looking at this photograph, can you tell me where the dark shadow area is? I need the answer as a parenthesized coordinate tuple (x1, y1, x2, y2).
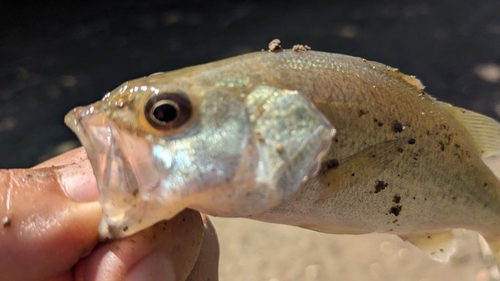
(1, 0, 499, 167)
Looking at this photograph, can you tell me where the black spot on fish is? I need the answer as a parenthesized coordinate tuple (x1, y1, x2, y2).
(351, 173, 355, 176)
(438, 141, 445, 151)
(323, 159, 339, 172)
(397, 147, 404, 153)
(123, 226, 129, 232)
(412, 197, 416, 200)
(393, 121, 404, 133)
(132, 189, 139, 197)
(484, 183, 488, 187)
(393, 195, 401, 203)
(444, 133, 453, 145)
(373, 118, 384, 127)
(334, 138, 339, 143)
(358, 109, 368, 117)
(452, 196, 456, 200)
(392, 219, 398, 223)
(375, 180, 388, 193)
(389, 206, 402, 216)
(408, 138, 416, 144)
(440, 123, 449, 130)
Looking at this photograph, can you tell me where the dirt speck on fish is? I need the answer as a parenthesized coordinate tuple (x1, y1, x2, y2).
(268, 39, 283, 52)
(66, 49, 500, 265)
(292, 44, 311, 52)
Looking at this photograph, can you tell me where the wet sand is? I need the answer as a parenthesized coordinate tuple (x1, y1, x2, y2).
(212, 216, 499, 281)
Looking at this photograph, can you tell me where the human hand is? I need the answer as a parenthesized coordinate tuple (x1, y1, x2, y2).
(0, 147, 219, 281)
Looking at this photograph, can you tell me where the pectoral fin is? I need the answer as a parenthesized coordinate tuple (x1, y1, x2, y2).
(399, 231, 457, 263)
(317, 137, 408, 201)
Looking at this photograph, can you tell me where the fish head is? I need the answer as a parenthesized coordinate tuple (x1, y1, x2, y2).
(65, 64, 335, 239)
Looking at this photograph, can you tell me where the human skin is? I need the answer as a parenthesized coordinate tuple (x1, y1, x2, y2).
(0, 147, 219, 281)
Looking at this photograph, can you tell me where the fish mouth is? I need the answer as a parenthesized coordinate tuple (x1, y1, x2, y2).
(65, 105, 183, 239)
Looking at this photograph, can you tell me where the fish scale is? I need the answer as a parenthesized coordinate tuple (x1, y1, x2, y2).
(65, 49, 500, 264)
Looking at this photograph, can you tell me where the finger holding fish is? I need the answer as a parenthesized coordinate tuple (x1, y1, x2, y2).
(0, 150, 101, 280)
(0, 148, 219, 280)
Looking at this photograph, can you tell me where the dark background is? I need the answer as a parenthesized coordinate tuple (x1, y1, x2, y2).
(1, 0, 499, 168)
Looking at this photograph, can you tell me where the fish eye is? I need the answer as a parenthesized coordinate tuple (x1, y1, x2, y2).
(145, 92, 192, 130)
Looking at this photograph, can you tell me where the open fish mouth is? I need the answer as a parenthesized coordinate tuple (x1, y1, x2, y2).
(64, 85, 335, 239)
(65, 105, 179, 239)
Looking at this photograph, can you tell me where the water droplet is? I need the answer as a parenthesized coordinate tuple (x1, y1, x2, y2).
(380, 241, 394, 254)
(398, 248, 412, 261)
(370, 263, 384, 277)
(304, 264, 321, 280)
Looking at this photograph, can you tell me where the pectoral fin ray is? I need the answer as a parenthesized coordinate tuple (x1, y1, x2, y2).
(317, 137, 408, 201)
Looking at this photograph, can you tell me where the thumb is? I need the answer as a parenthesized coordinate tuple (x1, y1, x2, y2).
(0, 148, 101, 281)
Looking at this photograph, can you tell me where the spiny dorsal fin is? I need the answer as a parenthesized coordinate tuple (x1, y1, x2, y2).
(363, 60, 426, 91)
(438, 101, 500, 157)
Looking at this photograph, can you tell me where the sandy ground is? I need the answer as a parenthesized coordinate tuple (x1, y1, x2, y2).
(212, 218, 498, 281)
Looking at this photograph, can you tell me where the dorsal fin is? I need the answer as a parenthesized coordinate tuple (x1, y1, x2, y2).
(437, 101, 500, 157)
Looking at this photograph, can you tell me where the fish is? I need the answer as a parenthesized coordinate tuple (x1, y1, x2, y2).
(65, 48, 500, 264)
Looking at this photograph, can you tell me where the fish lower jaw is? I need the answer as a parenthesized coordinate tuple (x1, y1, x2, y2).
(98, 200, 186, 240)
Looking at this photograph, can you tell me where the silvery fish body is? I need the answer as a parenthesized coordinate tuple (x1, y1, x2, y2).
(65, 50, 500, 263)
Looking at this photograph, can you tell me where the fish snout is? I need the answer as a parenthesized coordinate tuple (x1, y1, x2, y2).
(65, 106, 176, 239)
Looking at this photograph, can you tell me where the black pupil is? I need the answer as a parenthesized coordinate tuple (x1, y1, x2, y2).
(153, 103, 178, 123)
